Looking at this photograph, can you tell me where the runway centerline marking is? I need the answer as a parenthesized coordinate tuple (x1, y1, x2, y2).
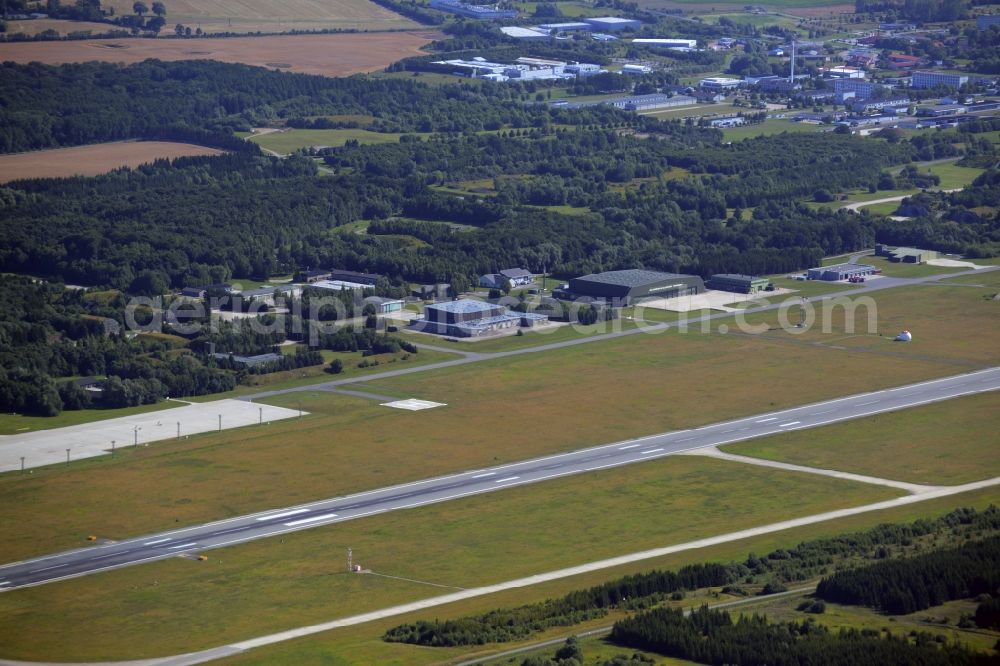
(640, 448, 664, 455)
(256, 509, 309, 521)
(618, 444, 641, 450)
(143, 538, 172, 546)
(856, 400, 879, 406)
(756, 417, 778, 423)
(495, 476, 520, 484)
(284, 513, 338, 527)
(30, 564, 67, 573)
(167, 542, 198, 550)
(779, 421, 800, 427)
(472, 472, 496, 479)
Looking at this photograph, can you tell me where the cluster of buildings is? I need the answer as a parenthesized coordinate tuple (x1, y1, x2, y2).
(433, 56, 603, 82)
(498, 16, 639, 40)
(410, 300, 548, 338)
(429, 0, 517, 20)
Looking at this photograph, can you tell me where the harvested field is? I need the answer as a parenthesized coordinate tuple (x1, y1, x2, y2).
(4, 19, 118, 36)
(103, 0, 420, 33)
(0, 32, 440, 77)
(0, 141, 223, 183)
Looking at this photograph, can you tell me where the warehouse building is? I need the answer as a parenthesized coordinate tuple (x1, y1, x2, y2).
(875, 245, 937, 263)
(328, 269, 381, 286)
(706, 274, 771, 294)
(607, 93, 696, 111)
(807, 263, 878, 281)
(583, 16, 641, 31)
(364, 296, 405, 314)
(699, 76, 744, 91)
(429, 0, 517, 19)
(479, 268, 534, 289)
(558, 269, 705, 306)
(632, 38, 698, 50)
(410, 299, 548, 337)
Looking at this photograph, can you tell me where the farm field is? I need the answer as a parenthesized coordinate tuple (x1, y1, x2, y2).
(3, 18, 117, 36)
(0, 454, 902, 661)
(83, 487, 1000, 665)
(0, 32, 439, 77)
(722, 118, 829, 141)
(102, 0, 420, 32)
(724, 391, 1000, 485)
(0, 141, 223, 183)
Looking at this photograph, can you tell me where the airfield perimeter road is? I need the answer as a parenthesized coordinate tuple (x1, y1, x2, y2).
(1, 366, 997, 592)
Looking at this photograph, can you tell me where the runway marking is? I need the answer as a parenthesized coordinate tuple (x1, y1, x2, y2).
(674, 437, 693, 443)
(30, 564, 68, 573)
(640, 448, 664, 455)
(756, 417, 778, 423)
(92, 552, 124, 561)
(256, 509, 309, 521)
(143, 538, 172, 546)
(285, 513, 338, 527)
(856, 400, 879, 406)
(779, 421, 800, 427)
(812, 409, 834, 415)
(494, 476, 520, 484)
(0, 581, 10, 586)
(167, 542, 198, 550)
(471, 472, 496, 479)
(618, 444, 641, 450)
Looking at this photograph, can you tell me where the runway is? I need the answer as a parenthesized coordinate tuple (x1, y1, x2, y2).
(1, 366, 997, 592)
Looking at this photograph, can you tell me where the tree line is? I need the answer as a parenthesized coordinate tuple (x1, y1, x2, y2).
(608, 605, 994, 666)
(815, 535, 1000, 615)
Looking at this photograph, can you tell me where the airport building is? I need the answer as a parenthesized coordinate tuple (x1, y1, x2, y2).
(875, 245, 937, 263)
(410, 299, 548, 337)
(558, 269, 705, 306)
(807, 263, 878, 281)
(706, 274, 771, 294)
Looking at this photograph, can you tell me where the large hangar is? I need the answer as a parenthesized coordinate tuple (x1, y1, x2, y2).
(564, 269, 705, 306)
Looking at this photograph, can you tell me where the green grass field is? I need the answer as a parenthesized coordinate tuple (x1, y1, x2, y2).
(210, 487, 1000, 665)
(851, 255, 967, 279)
(725, 391, 1000, 485)
(721, 118, 828, 141)
(248, 129, 421, 154)
(0, 455, 902, 661)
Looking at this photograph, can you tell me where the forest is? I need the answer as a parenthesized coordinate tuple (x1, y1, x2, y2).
(815, 535, 1000, 615)
(384, 506, 1000, 648)
(608, 605, 994, 666)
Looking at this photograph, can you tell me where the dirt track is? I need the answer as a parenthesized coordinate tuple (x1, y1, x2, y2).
(0, 31, 439, 77)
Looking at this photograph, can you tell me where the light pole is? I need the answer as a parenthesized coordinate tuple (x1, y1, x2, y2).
(218, 414, 222, 432)
(111, 440, 116, 458)
(66, 448, 70, 467)
(259, 406, 263, 425)
(134, 426, 141, 447)
(20, 456, 24, 474)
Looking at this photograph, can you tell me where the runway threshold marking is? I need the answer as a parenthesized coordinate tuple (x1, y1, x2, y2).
(143, 538, 172, 546)
(257, 509, 309, 521)
(285, 513, 338, 527)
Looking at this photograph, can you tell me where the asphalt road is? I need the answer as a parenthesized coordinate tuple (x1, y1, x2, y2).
(2, 366, 997, 592)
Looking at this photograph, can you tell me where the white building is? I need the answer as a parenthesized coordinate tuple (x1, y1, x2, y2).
(699, 76, 743, 91)
(632, 38, 697, 49)
(583, 16, 641, 31)
(500, 26, 550, 41)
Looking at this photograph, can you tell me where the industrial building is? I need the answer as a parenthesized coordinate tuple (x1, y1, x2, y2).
(875, 245, 937, 263)
(558, 269, 705, 306)
(911, 71, 968, 89)
(538, 21, 592, 33)
(364, 296, 405, 314)
(500, 26, 550, 41)
(310, 279, 371, 292)
(826, 66, 866, 79)
(632, 38, 697, 50)
(429, 0, 517, 19)
(479, 268, 534, 289)
(410, 299, 548, 337)
(607, 93, 696, 111)
(848, 97, 909, 113)
(434, 56, 597, 82)
(807, 263, 878, 281)
(583, 16, 641, 31)
(328, 269, 380, 286)
(706, 274, 771, 294)
(699, 77, 743, 91)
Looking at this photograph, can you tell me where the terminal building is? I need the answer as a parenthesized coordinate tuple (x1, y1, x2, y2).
(410, 299, 548, 337)
(807, 263, 878, 281)
(557, 269, 705, 306)
(706, 274, 771, 294)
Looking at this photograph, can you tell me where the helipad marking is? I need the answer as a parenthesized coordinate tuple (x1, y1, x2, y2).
(381, 399, 447, 411)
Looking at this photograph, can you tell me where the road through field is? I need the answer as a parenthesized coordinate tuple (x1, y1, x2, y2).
(1, 366, 997, 594)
